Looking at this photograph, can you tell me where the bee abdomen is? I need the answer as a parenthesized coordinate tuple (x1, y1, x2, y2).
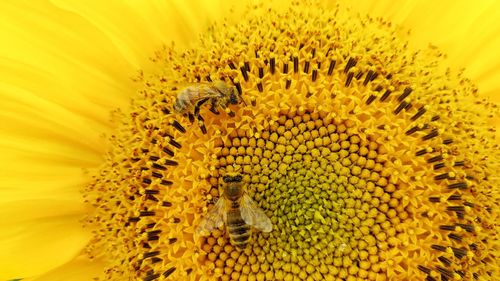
(228, 218, 251, 249)
(229, 227, 251, 249)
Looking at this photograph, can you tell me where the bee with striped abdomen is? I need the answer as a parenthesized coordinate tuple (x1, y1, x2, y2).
(173, 80, 240, 133)
(196, 173, 273, 249)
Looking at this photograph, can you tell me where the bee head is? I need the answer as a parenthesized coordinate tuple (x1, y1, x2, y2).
(223, 173, 243, 183)
(229, 89, 239, 105)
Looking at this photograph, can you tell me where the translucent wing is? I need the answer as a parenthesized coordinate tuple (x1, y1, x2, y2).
(196, 198, 227, 236)
(240, 194, 273, 232)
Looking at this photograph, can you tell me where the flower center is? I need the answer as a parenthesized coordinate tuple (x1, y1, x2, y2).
(85, 2, 498, 281)
(203, 110, 405, 280)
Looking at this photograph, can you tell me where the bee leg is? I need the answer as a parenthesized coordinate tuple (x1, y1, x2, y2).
(208, 99, 220, 115)
(194, 98, 209, 117)
(196, 114, 207, 135)
(209, 106, 220, 115)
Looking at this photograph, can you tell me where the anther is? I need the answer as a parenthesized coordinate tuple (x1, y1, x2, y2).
(163, 267, 176, 278)
(270, 57, 276, 74)
(344, 57, 356, 73)
(363, 70, 374, 86)
(415, 148, 428, 156)
(234, 81, 242, 95)
(434, 173, 449, 180)
(168, 138, 182, 149)
(140, 211, 155, 217)
(455, 223, 474, 232)
(446, 206, 465, 212)
(327, 60, 336, 75)
(143, 251, 160, 259)
(151, 172, 163, 178)
(394, 101, 408, 114)
(439, 225, 455, 231)
(451, 247, 467, 259)
(355, 71, 363, 80)
(146, 195, 159, 202)
(448, 233, 462, 242)
(429, 197, 441, 203)
(365, 95, 376, 105)
(143, 273, 160, 281)
(304, 60, 310, 73)
(128, 217, 140, 223)
(427, 155, 443, 163)
(380, 90, 391, 102)
(345, 72, 354, 87)
(152, 163, 166, 170)
(312, 69, 318, 81)
(417, 265, 431, 274)
(144, 189, 159, 195)
(438, 256, 451, 267)
(405, 126, 419, 135)
(422, 129, 439, 140)
(148, 235, 159, 241)
(431, 244, 447, 252)
(170, 120, 184, 133)
(200, 124, 207, 134)
(463, 201, 474, 208)
(293, 56, 299, 73)
(398, 87, 412, 102)
(257, 82, 263, 92)
(442, 139, 453, 144)
(240, 66, 249, 81)
(160, 180, 173, 186)
(447, 195, 461, 201)
(164, 160, 178, 166)
(433, 163, 445, 170)
(447, 182, 467, 189)
(151, 257, 162, 264)
(436, 266, 453, 279)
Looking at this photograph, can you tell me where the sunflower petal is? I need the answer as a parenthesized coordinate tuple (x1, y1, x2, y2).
(0, 199, 90, 280)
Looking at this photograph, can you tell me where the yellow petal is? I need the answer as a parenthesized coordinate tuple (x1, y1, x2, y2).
(0, 199, 89, 280)
(25, 256, 106, 281)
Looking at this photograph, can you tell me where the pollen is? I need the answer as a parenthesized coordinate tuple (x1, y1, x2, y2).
(84, 1, 499, 281)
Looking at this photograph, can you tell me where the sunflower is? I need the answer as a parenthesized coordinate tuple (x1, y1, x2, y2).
(1, 1, 498, 281)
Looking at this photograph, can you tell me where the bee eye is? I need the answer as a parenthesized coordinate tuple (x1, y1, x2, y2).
(234, 175, 242, 182)
(230, 93, 238, 104)
(223, 176, 232, 183)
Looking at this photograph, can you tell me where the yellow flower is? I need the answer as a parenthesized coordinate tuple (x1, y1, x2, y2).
(1, 1, 498, 281)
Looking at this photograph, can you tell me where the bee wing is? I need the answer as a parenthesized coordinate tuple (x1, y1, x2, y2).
(240, 194, 273, 233)
(196, 198, 226, 236)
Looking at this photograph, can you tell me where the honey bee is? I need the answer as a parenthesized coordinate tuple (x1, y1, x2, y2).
(173, 81, 240, 133)
(196, 173, 273, 249)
